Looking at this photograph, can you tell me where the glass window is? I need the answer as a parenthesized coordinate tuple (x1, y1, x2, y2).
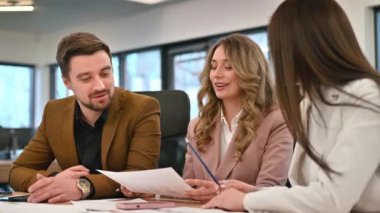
(173, 51, 207, 119)
(52, 56, 120, 99)
(53, 66, 73, 99)
(112, 56, 120, 87)
(124, 50, 161, 91)
(0, 64, 34, 128)
(376, 8, 380, 70)
(247, 31, 269, 59)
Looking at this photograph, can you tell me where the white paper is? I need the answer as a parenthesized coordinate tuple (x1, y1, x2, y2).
(98, 167, 192, 198)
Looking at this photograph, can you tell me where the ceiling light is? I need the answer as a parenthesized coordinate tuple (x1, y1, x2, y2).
(0, 0, 34, 12)
(125, 0, 169, 5)
(0, 5, 34, 12)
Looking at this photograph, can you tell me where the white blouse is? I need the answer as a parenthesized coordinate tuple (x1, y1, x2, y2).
(220, 109, 242, 157)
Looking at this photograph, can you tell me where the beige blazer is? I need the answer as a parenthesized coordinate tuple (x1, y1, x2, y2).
(183, 108, 293, 189)
(10, 88, 161, 199)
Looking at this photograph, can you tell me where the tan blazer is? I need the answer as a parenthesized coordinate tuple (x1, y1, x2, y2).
(183, 108, 293, 189)
(10, 88, 161, 199)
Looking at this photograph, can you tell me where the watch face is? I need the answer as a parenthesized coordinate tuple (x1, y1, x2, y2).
(79, 179, 90, 188)
(77, 178, 91, 199)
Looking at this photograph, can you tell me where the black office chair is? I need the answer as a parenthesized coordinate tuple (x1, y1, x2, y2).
(137, 90, 190, 176)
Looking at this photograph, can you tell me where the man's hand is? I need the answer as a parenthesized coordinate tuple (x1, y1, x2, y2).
(27, 165, 90, 203)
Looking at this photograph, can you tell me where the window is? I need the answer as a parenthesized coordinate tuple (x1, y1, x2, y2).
(112, 56, 120, 87)
(172, 50, 207, 119)
(247, 31, 269, 59)
(375, 7, 380, 69)
(0, 64, 34, 128)
(124, 49, 161, 91)
(53, 66, 73, 99)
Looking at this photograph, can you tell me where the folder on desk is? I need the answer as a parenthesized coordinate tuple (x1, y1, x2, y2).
(98, 167, 192, 198)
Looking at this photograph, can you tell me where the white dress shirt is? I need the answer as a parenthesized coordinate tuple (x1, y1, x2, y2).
(220, 109, 242, 157)
(243, 78, 380, 213)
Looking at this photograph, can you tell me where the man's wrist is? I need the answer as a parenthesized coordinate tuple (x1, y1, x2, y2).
(76, 178, 92, 199)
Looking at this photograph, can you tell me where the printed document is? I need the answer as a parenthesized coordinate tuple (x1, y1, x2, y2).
(98, 167, 192, 198)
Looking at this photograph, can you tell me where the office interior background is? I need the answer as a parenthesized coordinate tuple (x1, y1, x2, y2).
(1, 0, 380, 154)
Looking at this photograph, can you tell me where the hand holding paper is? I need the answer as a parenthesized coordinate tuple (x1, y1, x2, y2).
(98, 167, 193, 198)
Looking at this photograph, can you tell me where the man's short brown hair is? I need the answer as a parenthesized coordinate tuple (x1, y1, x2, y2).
(56, 32, 111, 77)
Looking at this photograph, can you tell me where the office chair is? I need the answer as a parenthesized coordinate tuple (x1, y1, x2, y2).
(137, 90, 190, 176)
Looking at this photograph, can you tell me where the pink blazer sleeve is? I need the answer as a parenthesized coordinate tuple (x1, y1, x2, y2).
(254, 109, 294, 188)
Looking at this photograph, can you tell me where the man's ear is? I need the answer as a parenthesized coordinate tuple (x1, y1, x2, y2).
(62, 76, 71, 90)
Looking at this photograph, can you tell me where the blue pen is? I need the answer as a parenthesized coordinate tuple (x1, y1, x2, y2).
(185, 138, 221, 192)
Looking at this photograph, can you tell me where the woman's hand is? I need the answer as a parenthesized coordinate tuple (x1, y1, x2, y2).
(119, 186, 154, 198)
(185, 179, 220, 202)
(202, 188, 246, 211)
(219, 179, 256, 193)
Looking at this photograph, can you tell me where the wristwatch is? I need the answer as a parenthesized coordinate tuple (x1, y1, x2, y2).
(76, 178, 91, 199)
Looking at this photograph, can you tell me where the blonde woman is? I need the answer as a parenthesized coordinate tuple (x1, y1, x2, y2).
(183, 33, 293, 202)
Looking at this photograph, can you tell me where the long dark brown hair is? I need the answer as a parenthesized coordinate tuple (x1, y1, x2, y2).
(195, 33, 276, 160)
(269, 0, 380, 174)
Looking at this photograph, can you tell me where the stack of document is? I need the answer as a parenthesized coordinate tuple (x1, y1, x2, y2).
(98, 167, 193, 198)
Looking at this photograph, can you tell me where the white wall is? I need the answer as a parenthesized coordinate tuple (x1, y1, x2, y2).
(337, 0, 380, 66)
(40, 0, 283, 63)
(1, 0, 380, 126)
(0, 31, 41, 64)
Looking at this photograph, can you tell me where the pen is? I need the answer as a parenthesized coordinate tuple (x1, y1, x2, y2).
(185, 138, 221, 191)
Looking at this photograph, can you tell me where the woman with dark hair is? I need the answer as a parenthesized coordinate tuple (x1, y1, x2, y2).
(183, 33, 293, 202)
(204, 0, 380, 212)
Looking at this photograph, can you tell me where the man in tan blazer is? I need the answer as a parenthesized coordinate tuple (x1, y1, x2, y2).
(9, 32, 160, 203)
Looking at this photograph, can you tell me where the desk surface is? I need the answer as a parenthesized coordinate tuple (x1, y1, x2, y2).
(0, 165, 235, 212)
(0, 196, 235, 213)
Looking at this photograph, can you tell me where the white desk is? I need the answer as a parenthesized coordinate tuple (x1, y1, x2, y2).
(0, 197, 238, 213)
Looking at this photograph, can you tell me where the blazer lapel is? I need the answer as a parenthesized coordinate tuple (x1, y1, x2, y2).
(101, 88, 123, 169)
(216, 131, 238, 180)
(60, 98, 79, 167)
(199, 115, 222, 180)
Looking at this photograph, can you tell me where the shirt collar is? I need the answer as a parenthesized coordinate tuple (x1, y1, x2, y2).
(220, 108, 242, 129)
(74, 101, 109, 125)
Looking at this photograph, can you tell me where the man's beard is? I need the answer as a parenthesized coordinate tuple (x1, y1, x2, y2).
(81, 90, 113, 112)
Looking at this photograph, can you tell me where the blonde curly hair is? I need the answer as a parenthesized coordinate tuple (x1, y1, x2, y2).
(194, 33, 276, 160)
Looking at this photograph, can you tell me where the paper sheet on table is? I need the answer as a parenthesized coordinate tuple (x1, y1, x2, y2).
(98, 167, 192, 198)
